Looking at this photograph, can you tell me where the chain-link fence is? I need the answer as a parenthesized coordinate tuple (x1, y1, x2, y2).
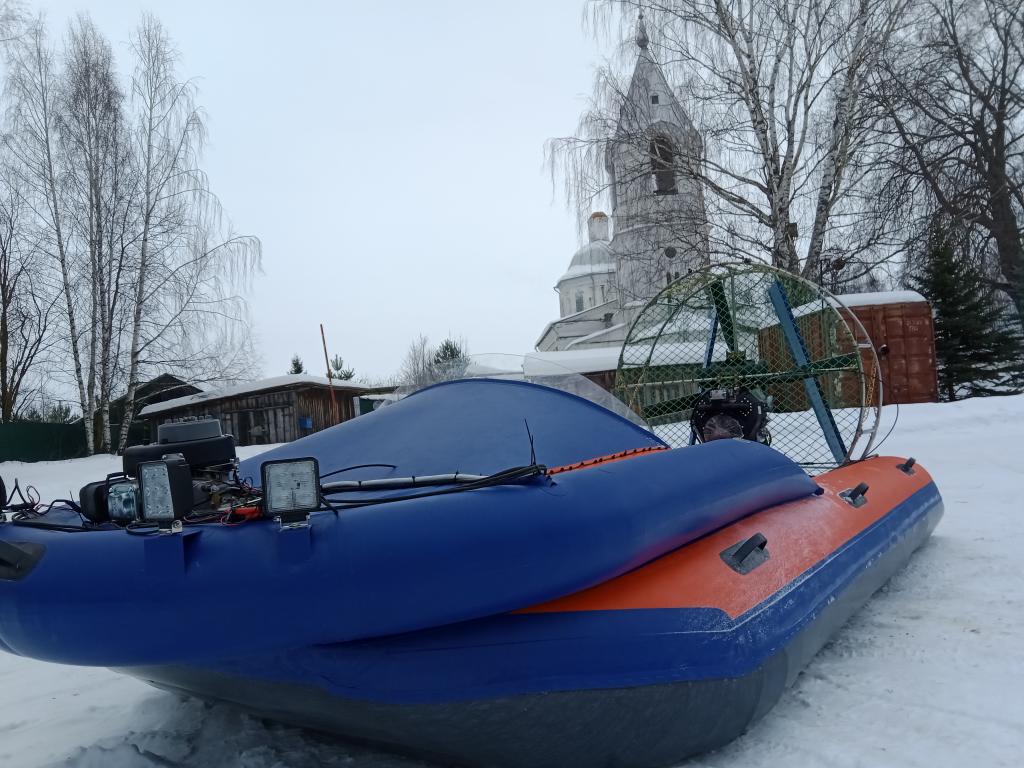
(615, 263, 880, 473)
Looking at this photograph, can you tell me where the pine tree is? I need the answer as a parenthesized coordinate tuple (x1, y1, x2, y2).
(433, 337, 468, 380)
(908, 241, 1024, 401)
(288, 354, 305, 375)
(329, 354, 355, 381)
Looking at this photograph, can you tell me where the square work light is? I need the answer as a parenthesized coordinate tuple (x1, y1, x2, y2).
(137, 454, 192, 527)
(261, 457, 321, 523)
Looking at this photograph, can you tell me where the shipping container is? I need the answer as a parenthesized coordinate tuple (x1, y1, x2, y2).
(841, 296, 939, 405)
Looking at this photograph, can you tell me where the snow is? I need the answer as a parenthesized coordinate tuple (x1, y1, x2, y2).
(139, 374, 374, 417)
(0, 445, 281, 505)
(2, 395, 1023, 767)
(783, 289, 929, 324)
(556, 262, 616, 283)
(534, 299, 618, 348)
(833, 289, 927, 308)
(565, 323, 627, 349)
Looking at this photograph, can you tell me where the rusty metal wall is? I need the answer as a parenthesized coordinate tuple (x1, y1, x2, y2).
(756, 300, 938, 408)
(848, 302, 938, 404)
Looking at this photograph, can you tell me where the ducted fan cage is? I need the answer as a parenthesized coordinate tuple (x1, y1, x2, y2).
(615, 263, 882, 474)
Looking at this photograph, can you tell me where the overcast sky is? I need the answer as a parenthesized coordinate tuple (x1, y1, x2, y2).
(30, 0, 621, 381)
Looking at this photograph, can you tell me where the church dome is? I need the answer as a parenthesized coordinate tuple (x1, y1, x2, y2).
(565, 240, 614, 273)
(557, 213, 615, 283)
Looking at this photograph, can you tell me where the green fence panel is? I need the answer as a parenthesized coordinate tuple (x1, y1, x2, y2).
(0, 423, 89, 462)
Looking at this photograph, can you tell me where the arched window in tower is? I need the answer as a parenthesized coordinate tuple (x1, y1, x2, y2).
(575, 290, 585, 313)
(649, 135, 677, 195)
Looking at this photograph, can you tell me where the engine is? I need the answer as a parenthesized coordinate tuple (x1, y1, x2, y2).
(689, 388, 770, 445)
(78, 418, 249, 528)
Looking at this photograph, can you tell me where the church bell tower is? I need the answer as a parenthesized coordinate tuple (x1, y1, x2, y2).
(605, 13, 711, 304)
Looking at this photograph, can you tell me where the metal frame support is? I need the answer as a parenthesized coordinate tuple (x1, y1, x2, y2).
(707, 280, 738, 353)
(689, 311, 721, 446)
(767, 281, 848, 464)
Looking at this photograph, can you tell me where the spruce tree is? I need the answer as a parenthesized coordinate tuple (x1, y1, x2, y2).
(433, 338, 468, 380)
(288, 354, 305, 375)
(908, 241, 1024, 401)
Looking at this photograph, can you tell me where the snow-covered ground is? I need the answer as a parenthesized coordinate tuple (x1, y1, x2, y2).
(1, 397, 1022, 767)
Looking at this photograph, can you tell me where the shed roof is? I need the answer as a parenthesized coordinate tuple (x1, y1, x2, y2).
(139, 374, 372, 417)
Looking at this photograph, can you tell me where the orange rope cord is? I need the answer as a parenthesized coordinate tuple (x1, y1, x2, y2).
(546, 445, 669, 476)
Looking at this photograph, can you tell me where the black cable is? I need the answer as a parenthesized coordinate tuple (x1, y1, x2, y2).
(125, 522, 161, 536)
(8, 519, 95, 532)
(319, 463, 398, 480)
(322, 464, 548, 510)
(184, 511, 222, 524)
(10, 498, 88, 527)
(319, 493, 342, 517)
(6, 463, 547, 531)
(1, 478, 36, 512)
(868, 401, 900, 455)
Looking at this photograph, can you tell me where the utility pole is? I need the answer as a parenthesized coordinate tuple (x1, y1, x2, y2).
(320, 323, 339, 425)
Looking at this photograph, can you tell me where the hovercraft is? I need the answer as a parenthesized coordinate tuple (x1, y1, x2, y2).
(0, 265, 943, 768)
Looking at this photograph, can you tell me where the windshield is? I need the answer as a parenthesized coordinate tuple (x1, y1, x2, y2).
(390, 352, 648, 429)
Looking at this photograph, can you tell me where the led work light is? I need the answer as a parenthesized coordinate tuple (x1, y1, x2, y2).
(106, 482, 138, 522)
(137, 454, 192, 529)
(261, 457, 321, 525)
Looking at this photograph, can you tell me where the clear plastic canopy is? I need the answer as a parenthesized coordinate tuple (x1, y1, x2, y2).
(392, 352, 649, 429)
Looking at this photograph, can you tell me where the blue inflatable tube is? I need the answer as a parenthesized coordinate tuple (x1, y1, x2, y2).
(0, 380, 817, 666)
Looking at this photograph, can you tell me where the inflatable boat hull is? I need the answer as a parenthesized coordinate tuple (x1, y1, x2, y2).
(122, 458, 942, 768)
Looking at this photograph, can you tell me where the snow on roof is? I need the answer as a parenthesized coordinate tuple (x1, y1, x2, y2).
(832, 290, 926, 308)
(566, 323, 627, 348)
(556, 263, 616, 285)
(782, 290, 928, 325)
(534, 299, 618, 347)
(139, 374, 372, 417)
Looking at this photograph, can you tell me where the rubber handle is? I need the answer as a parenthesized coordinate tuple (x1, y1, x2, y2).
(0, 540, 30, 571)
(734, 532, 767, 563)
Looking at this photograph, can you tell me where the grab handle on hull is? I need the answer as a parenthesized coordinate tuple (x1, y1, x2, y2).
(720, 532, 769, 575)
(840, 482, 870, 508)
(0, 540, 45, 581)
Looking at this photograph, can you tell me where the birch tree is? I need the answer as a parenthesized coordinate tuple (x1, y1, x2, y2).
(0, 154, 53, 422)
(59, 15, 133, 452)
(3, 19, 96, 447)
(4, 13, 261, 453)
(115, 14, 259, 451)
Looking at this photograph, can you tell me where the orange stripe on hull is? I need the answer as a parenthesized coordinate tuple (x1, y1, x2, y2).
(523, 456, 932, 619)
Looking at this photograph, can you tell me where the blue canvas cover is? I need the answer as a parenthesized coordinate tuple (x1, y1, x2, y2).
(240, 378, 668, 481)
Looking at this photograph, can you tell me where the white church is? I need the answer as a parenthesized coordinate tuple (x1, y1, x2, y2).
(535, 15, 711, 361)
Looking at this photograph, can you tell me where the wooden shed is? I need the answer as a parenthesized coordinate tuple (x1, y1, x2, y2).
(138, 374, 376, 446)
